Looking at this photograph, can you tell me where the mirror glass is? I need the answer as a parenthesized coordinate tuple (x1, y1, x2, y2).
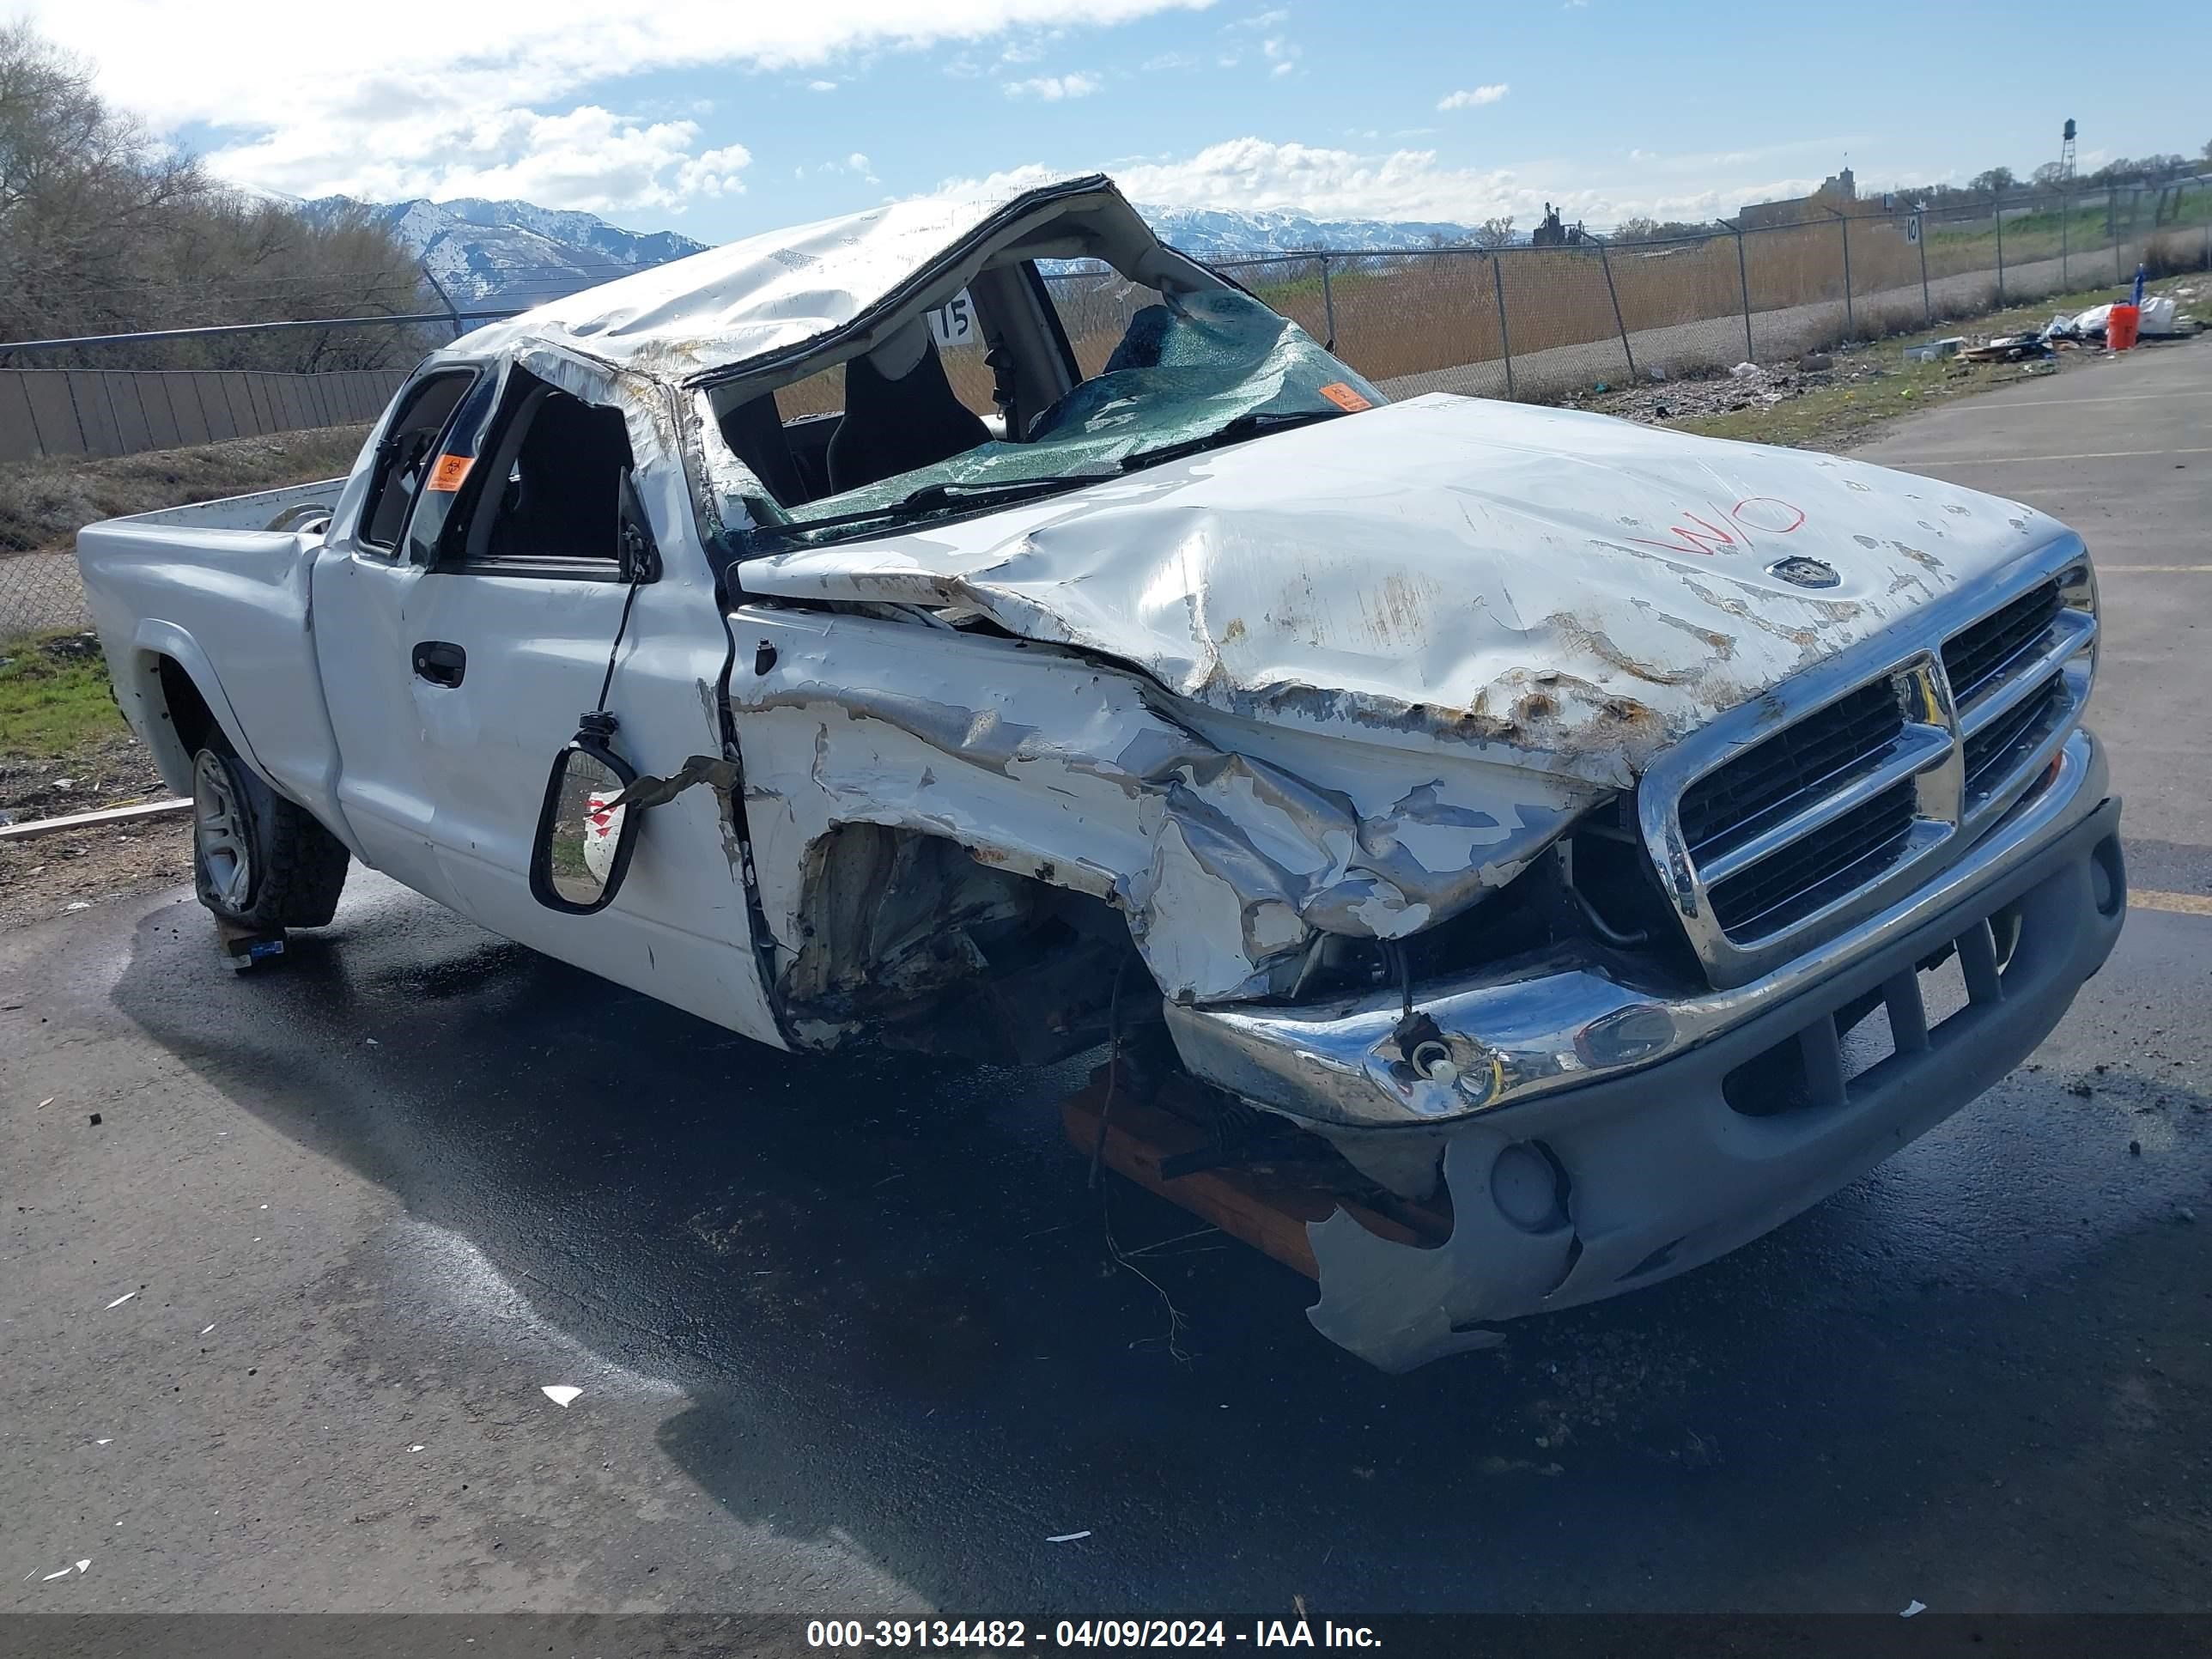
(544, 748, 629, 906)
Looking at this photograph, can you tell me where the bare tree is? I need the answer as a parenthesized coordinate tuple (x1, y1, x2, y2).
(0, 20, 429, 368)
(1471, 216, 1516, 251)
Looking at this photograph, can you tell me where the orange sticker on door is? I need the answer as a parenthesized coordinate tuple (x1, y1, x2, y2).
(1317, 382, 1373, 412)
(426, 454, 475, 492)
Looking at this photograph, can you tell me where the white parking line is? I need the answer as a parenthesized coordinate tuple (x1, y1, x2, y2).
(1908, 447, 2212, 466)
(1976, 391, 2212, 409)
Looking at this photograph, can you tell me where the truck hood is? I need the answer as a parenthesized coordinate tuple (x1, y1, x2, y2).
(740, 394, 2068, 788)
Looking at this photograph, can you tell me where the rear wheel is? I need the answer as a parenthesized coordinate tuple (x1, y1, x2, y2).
(190, 740, 350, 929)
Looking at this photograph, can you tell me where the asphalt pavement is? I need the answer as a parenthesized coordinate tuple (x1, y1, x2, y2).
(4, 340, 2209, 1622)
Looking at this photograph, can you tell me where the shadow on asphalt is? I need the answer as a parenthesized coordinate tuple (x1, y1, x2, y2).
(106, 879, 2212, 1611)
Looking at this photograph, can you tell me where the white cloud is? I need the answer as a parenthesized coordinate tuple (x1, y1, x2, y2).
(846, 151, 881, 184)
(941, 137, 1835, 229)
(805, 79, 838, 91)
(1437, 84, 1510, 111)
(26, 0, 1211, 212)
(1143, 50, 1200, 70)
(1003, 71, 1103, 99)
(1231, 7, 1288, 26)
(1271, 61, 1295, 77)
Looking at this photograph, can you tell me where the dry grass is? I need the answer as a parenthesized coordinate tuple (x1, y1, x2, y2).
(0, 425, 368, 554)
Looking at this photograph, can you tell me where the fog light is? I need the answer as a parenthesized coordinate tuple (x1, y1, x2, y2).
(1577, 1003, 1676, 1068)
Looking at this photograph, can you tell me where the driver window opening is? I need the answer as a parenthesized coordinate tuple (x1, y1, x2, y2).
(463, 371, 636, 568)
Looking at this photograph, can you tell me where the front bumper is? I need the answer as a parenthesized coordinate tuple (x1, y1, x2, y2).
(1171, 730, 2125, 1370)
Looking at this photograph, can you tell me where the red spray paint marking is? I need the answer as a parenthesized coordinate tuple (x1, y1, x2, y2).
(1629, 495, 1807, 556)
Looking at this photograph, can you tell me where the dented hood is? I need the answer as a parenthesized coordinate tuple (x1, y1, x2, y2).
(740, 393, 2069, 788)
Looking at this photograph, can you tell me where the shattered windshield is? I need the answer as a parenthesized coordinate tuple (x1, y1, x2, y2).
(743, 288, 1382, 547)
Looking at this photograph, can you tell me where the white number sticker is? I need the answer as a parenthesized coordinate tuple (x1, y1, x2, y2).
(927, 291, 975, 348)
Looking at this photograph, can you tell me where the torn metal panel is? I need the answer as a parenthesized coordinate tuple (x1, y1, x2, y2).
(727, 608, 1589, 1008)
(740, 394, 2069, 790)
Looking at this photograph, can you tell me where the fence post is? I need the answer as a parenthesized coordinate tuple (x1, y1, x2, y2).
(2116, 187, 2126, 285)
(1833, 210, 1855, 338)
(1319, 252, 1337, 350)
(1490, 252, 1515, 400)
(422, 264, 466, 342)
(1994, 196, 2005, 307)
(1595, 236, 1637, 381)
(1720, 217, 1753, 362)
(1915, 211, 1931, 325)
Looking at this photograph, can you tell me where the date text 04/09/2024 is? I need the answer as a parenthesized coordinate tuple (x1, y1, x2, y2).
(805, 1620, 1383, 1648)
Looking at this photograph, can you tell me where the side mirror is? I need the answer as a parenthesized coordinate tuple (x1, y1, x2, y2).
(529, 730, 642, 915)
(617, 466, 661, 585)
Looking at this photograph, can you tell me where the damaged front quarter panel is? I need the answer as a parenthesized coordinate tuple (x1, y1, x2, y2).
(724, 605, 1598, 1021)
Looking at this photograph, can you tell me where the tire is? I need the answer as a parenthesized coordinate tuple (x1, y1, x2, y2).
(190, 737, 350, 929)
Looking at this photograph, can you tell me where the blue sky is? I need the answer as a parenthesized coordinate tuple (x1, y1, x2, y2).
(27, 0, 2212, 239)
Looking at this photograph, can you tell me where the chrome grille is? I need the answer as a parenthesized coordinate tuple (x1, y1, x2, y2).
(1638, 540, 2098, 988)
(1679, 680, 1903, 868)
(1706, 780, 1918, 936)
(1942, 580, 2060, 705)
(1965, 676, 2061, 796)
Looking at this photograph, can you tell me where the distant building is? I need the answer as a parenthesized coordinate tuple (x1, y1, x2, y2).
(1739, 167, 1861, 229)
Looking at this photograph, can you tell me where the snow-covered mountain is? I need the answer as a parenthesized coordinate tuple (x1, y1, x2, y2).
(1138, 206, 1480, 259)
(314, 194, 1484, 311)
(303, 197, 709, 309)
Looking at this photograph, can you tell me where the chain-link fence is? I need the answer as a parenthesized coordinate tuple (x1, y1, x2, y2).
(1221, 178, 2211, 406)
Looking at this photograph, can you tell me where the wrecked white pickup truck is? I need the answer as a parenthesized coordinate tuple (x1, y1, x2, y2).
(78, 175, 2125, 1369)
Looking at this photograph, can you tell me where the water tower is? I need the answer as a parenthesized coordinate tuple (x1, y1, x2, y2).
(2059, 118, 2077, 183)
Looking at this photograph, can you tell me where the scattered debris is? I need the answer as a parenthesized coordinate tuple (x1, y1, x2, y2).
(94, 1439, 110, 1446)
(1046, 1530, 1092, 1544)
(103, 1291, 137, 1310)
(1903, 337, 1965, 363)
(200, 1325, 214, 1335)
(88, 1113, 101, 1126)
(37, 1097, 54, 1109)
(38, 1561, 91, 1582)
(1957, 333, 2051, 365)
(1728, 362, 1760, 380)
(409, 1443, 426, 1453)
(540, 1385, 582, 1407)
(1901, 1600, 1926, 1618)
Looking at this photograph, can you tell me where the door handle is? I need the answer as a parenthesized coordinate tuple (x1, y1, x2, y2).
(411, 641, 466, 687)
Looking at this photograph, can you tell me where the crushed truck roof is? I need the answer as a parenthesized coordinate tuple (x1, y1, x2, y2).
(451, 173, 1158, 386)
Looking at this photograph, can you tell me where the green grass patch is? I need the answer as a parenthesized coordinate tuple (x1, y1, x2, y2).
(0, 635, 126, 759)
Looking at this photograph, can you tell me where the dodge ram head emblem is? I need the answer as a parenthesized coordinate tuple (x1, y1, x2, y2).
(1767, 556, 1840, 589)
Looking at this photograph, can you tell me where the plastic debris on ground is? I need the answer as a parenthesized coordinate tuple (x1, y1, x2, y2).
(37, 1561, 91, 1582)
(103, 1291, 136, 1310)
(1901, 1600, 1927, 1618)
(540, 1384, 582, 1407)
(1046, 1531, 1092, 1544)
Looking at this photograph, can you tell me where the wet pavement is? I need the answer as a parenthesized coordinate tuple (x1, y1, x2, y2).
(3, 343, 2210, 1619)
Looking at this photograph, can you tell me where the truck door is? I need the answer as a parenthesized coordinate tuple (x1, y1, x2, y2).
(312, 365, 489, 910)
(375, 364, 778, 1040)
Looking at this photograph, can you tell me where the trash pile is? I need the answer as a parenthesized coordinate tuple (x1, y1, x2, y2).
(1569, 353, 1884, 425)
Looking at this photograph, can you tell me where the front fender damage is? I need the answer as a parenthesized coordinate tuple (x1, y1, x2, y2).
(727, 613, 1599, 1013)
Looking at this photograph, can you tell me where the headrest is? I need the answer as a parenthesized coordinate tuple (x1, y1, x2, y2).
(866, 317, 933, 381)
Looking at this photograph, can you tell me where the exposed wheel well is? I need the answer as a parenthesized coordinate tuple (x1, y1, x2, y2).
(781, 822, 1153, 1066)
(153, 654, 219, 758)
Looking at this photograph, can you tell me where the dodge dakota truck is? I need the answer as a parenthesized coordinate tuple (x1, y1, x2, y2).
(76, 176, 2126, 1369)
